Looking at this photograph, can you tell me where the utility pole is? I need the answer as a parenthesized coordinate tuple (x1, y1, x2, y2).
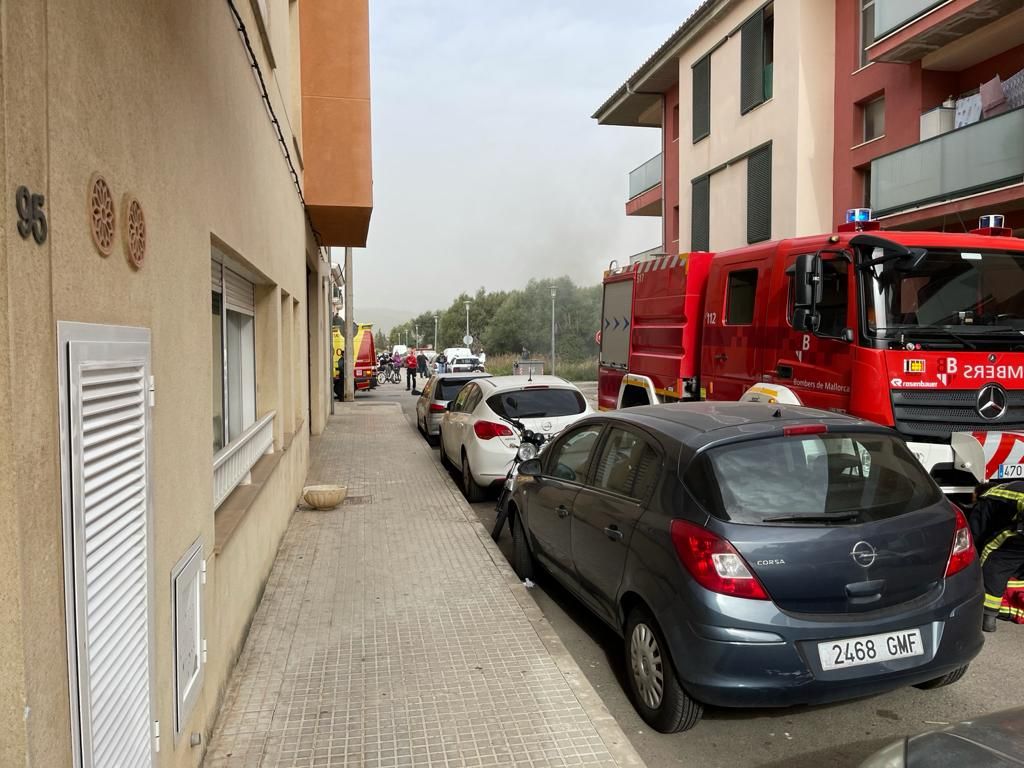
(550, 286, 557, 376)
(343, 247, 355, 402)
(464, 301, 471, 340)
(433, 315, 438, 351)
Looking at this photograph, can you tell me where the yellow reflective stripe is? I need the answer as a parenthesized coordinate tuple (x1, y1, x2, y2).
(981, 529, 1018, 565)
(1007, 580, 1024, 588)
(985, 593, 1006, 609)
(999, 605, 1024, 619)
(981, 487, 1024, 516)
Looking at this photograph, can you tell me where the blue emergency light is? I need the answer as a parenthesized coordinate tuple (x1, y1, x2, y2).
(979, 214, 1005, 229)
(846, 208, 873, 223)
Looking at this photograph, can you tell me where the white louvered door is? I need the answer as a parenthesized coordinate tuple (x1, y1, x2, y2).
(62, 327, 155, 768)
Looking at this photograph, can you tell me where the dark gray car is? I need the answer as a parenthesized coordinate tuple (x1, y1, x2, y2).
(859, 707, 1024, 767)
(508, 402, 985, 733)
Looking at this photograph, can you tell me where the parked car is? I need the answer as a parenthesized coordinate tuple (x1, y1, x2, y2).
(859, 707, 1024, 767)
(415, 372, 492, 444)
(450, 355, 485, 373)
(507, 402, 985, 733)
(439, 376, 593, 502)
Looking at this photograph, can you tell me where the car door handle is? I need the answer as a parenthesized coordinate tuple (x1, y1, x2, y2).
(603, 525, 624, 541)
(714, 353, 727, 362)
(557, 505, 570, 518)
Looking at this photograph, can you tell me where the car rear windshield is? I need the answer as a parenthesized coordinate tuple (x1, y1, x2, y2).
(685, 433, 941, 524)
(436, 379, 475, 401)
(487, 388, 585, 419)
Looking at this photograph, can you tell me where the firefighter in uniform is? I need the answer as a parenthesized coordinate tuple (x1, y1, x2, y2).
(973, 482, 1024, 632)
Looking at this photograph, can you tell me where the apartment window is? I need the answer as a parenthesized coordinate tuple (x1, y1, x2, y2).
(863, 96, 885, 142)
(691, 176, 710, 251)
(692, 55, 711, 142)
(212, 262, 257, 452)
(672, 104, 680, 141)
(860, 165, 872, 208)
(671, 204, 680, 247)
(740, 5, 773, 114)
(726, 270, 759, 325)
(860, 0, 875, 68)
(747, 144, 772, 244)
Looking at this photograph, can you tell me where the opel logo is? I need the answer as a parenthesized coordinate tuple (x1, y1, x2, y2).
(851, 541, 876, 568)
(977, 384, 1008, 421)
(541, 420, 553, 432)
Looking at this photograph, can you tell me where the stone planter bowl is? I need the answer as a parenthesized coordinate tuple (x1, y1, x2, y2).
(302, 484, 347, 510)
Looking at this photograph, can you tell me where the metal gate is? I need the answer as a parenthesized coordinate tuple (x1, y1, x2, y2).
(58, 322, 156, 767)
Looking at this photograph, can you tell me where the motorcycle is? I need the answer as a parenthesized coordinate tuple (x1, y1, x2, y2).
(490, 416, 548, 541)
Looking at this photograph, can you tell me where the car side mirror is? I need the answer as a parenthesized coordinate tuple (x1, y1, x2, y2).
(794, 253, 823, 308)
(793, 307, 819, 332)
(446, 401, 456, 412)
(517, 458, 542, 477)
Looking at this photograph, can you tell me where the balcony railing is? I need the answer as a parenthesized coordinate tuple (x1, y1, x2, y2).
(871, 107, 1024, 216)
(629, 246, 666, 265)
(874, 0, 943, 40)
(629, 153, 662, 199)
(213, 411, 276, 509)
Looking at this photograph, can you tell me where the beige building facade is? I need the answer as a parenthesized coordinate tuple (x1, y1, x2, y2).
(0, 1, 371, 766)
(595, 0, 836, 255)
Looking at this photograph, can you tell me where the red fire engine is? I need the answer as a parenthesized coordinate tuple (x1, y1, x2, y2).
(599, 213, 1024, 494)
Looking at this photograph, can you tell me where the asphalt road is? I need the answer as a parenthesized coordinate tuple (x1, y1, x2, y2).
(360, 378, 1023, 768)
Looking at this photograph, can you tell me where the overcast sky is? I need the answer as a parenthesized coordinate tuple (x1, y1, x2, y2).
(338, 0, 698, 327)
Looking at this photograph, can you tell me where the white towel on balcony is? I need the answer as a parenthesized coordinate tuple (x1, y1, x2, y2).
(1004, 68, 1024, 110)
(954, 93, 982, 128)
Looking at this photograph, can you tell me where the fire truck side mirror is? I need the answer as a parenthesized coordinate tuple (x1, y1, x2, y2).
(793, 253, 823, 308)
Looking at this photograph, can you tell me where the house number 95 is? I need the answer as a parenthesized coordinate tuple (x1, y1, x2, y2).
(15, 186, 47, 245)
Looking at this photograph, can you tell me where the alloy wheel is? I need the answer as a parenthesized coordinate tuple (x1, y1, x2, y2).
(630, 622, 665, 710)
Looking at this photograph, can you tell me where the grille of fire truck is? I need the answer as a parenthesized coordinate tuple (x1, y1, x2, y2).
(891, 389, 1024, 441)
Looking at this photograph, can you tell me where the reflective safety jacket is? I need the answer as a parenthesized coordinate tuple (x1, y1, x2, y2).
(972, 482, 1024, 551)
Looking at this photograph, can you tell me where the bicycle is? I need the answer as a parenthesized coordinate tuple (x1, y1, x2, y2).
(376, 362, 401, 385)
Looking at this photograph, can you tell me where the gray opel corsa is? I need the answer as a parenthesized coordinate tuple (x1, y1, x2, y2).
(507, 402, 984, 733)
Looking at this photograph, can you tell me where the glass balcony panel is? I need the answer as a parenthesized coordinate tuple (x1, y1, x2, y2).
(871, 108, 1024, 215)
(628, 153, 662, 199)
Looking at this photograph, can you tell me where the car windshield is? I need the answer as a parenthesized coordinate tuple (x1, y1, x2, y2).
(688, 433, 940, 524)
(487, 388, 585, 419)
(862, 248, 1024, 337)
(436, 379, 474, 401)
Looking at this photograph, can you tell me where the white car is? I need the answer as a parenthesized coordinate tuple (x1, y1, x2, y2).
(449, 355, 484, 373)
(439, 375, 593, 501)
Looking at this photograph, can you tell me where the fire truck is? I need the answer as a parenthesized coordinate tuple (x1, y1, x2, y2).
(599, 212, 1024, 494)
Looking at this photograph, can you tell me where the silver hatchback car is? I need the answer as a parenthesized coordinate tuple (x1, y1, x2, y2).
(415, 372, 491, 444)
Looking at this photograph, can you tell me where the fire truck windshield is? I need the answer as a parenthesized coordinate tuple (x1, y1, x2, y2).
(862, 248, 1024, 340)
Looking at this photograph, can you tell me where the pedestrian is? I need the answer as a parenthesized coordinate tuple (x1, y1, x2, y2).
(971, 481, 1024, 632)
(405, 348, 418, 391)
(392, 350, 401, 369)
(436, 352, 447, 374)
(417, 349, 428, 380)
(333, 351, 345, 400)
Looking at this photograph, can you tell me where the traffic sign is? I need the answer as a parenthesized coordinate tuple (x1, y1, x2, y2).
(463, 334, 473, 345)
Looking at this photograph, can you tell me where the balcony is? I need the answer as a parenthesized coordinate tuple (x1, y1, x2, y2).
(871, 107, 1024, 216)
(300, 0, 373, 246)
(870, 0, 1024, 65)
(213, 411, 276, 509)
(626, 154, 663, 217)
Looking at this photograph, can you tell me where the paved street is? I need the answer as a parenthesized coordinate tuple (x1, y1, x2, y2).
(379, 377, 1024, 768)
(205, 396, 646, 768)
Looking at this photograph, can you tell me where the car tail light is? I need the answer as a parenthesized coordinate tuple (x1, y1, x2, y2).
(945, 503, 976, 578)
(474, 420, 513, 440)
(429, 403, 446, 412)
(783, 424, 827, 437)
(670, 520, 769, 600)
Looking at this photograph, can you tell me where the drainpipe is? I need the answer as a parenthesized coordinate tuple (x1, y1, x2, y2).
(343, 247, 355, 402)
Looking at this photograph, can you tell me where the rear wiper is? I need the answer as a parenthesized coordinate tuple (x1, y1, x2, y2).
(763, 512, 861, 524)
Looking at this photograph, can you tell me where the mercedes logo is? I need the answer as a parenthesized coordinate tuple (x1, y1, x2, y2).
(977, 383, 1008, 421)
(851, 541, 876, 568)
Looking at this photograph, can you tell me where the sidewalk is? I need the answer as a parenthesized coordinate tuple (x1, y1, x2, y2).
(204, 401, 646, 768)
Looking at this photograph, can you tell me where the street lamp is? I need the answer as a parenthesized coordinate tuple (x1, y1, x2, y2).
(550, 286, 557, 375)
(433, 315, 438, 351)
(415, 323, 419, 346)
(464, 301, 471, 341)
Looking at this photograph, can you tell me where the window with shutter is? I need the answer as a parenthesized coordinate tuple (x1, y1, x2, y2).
(691, 176, 710, 251)
(747, 144, 772, 244)
(211, 260, 257, 450)
(59, 323, 155, 768)
(692, 55, 711, 142)
(740, 6, 773, 114)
